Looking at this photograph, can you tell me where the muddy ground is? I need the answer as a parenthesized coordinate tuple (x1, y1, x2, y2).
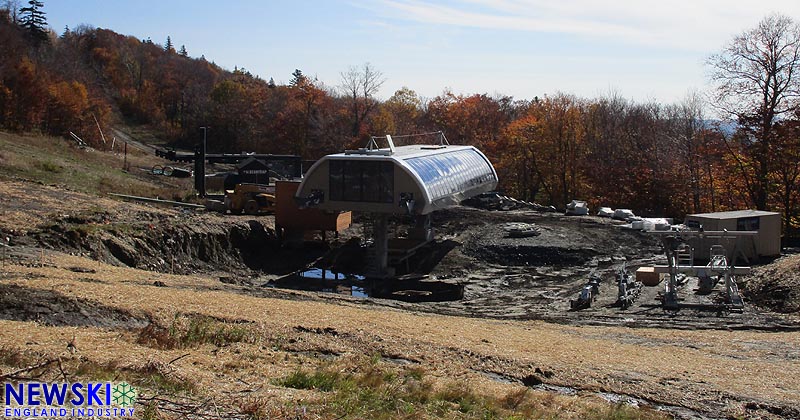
(3, 179, 798, 333)
(260, 206, 800, 332)
(3, 179, 800, 419)
(380, 207, 800, 331)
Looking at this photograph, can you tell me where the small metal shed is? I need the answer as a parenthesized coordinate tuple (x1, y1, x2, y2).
(295, 140, 498, 215)
(684, 210, 781, 259)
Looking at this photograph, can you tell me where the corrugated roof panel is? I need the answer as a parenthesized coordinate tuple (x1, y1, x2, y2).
(403, 148, 497, 203)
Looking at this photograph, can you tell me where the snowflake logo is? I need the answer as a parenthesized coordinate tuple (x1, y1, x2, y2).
(111, 382, 137, 408)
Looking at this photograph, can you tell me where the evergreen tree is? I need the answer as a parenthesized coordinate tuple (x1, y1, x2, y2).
(179, 44, 187, 56)
(19, 0, 48, 43)
(267, 77, 276, 88)
(290, 69, 306, 86)
(164, 35, 174, 52)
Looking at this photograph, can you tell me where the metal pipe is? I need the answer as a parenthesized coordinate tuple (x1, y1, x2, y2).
(108, 193, 205, 209)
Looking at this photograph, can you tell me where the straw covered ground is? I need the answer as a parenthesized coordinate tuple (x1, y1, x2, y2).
(1, 249, 799, 419)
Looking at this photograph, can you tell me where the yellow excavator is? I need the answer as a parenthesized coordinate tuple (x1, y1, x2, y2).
(224, 183, 276, 215)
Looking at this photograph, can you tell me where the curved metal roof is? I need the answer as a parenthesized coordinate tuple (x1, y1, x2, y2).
(398, 147, 497, 209)
(297, 144, 498, 215)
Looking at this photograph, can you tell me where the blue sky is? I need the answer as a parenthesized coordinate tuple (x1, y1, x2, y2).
(44, 1, 800, 105)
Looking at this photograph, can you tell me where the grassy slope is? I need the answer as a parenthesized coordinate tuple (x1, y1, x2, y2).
(0, 130, 192, 200)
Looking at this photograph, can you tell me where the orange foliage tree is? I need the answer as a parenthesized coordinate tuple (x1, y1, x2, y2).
(44, 80, 88, 135)
(496, 95, 587, 205)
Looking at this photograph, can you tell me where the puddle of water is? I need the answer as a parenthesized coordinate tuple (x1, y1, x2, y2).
(273, 268, 371, 298)
(300, 268, 365, 282)
(269, 269, 464, 302)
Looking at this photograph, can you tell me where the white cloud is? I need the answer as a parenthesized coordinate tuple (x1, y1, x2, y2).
(369, 0, 800, 50)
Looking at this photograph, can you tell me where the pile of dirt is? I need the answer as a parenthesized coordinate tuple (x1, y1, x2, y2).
(26, 211, 296, 276)
(465, 215, 660, 264)
(744, 253, 800, 313)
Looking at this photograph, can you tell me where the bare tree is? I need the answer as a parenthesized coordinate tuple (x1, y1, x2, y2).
(707, 13, 800, 210)
(340, 62, 385, 138)
(1, 0, 21, 23)
(665, 91, 712, 213)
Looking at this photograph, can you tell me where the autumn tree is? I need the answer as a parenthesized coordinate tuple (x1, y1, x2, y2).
(580, 94, 688, 215)
(209, 77, 252, 150)
(44, 80, 88, 135)
(380, 87, 422, 137)
(1, 0, 21, 23)
(5, 57, 48, 130)
(283, 71, 327, 156)
(425, 91, 514, 149)
(772, 114, 800, 237)
(501, 94, 586, 206)
(496, 113, 541, 200)
(340, 62, 385, 139)
(707, 14, 800, 211)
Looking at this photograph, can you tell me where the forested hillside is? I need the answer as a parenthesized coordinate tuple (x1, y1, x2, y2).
(1, 3, 798, 236)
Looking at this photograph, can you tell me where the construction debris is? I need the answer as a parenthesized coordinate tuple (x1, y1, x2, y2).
(570, 273, 601, 310)
(462, 192, 556, 212)
(565, 200, 589, 216)
(151, 165, 192, 178)
(612, 209, 636, 221)
(614, 263, 642, 309)
(503, 222, 541, 238)
(621, 217, 673, 231)
(597, 207, 614, 217)
(68, 132, 89, 149)
(635, 266, 662, 286)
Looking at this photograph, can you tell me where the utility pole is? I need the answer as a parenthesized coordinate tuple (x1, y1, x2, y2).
(196, 127, 209, 197)
(2, 237, 9, 271)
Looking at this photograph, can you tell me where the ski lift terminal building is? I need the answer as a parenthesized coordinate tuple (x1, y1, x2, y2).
(296, 137, 498, 215)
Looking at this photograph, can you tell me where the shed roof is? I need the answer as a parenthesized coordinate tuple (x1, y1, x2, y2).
(687, 210, 781, 219)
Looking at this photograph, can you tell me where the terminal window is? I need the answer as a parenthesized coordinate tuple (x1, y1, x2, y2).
(329, 160, 394, 203)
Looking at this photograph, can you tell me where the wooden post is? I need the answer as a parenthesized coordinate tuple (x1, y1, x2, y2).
(93, 113, 107, 145)
(123, 142, 128, 171)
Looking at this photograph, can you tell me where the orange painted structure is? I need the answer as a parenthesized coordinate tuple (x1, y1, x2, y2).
(275, 180, 352, 241)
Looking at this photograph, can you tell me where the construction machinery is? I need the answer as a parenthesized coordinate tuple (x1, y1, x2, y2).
(650, 230, 755, 309)
(615, 262, 642, 309)
(224, 183, 276, 215)
(570, 273, 602, 310)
